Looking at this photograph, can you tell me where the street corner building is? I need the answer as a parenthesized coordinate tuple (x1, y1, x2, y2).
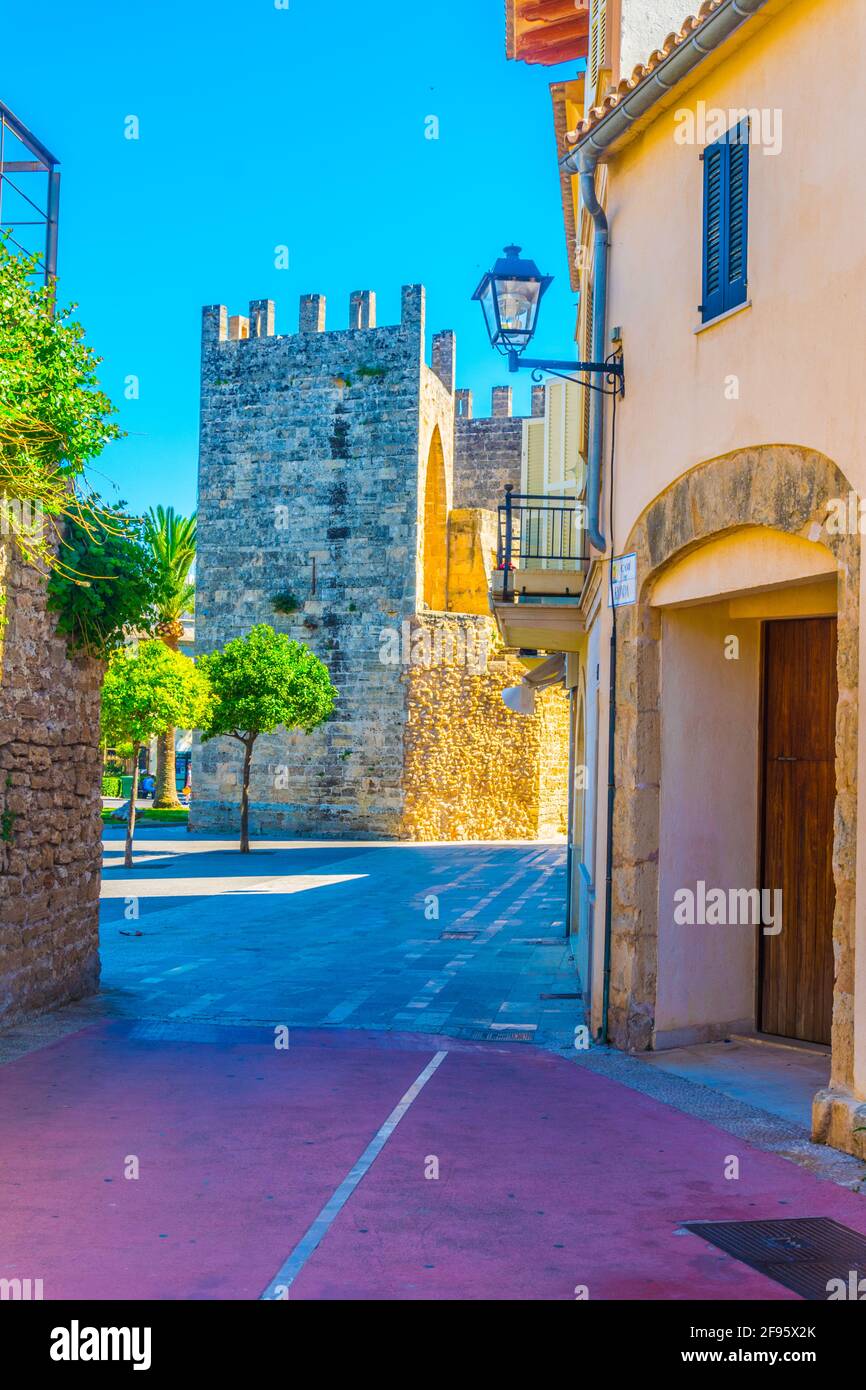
(191, 287, 569, 842)
(500, 0, 866, 1158)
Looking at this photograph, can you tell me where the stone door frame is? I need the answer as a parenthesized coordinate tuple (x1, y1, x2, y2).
(609, 446, 859, 1138)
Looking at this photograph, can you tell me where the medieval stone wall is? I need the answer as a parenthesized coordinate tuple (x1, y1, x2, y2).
(192, 288, 566, 841)
(0, 544, 102, 1024)
(402, 614, 569, 842)
(454, 410, 524, 511)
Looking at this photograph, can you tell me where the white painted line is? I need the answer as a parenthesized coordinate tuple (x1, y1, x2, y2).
(259, 1050, 448, 1299)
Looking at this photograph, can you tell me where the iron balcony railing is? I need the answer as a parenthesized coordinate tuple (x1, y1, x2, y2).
(496, 486, 590, 599)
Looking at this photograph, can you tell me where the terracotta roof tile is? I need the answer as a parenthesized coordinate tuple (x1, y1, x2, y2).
(564, 0, 727, 143)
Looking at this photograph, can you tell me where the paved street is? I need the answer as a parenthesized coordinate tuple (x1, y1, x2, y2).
(2, 827, 866, 1301)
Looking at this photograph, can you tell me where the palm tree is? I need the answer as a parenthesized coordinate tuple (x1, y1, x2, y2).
(143, 506, 196, 809)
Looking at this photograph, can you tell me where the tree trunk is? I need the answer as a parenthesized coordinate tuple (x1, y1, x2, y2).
(154, 727, 181, 809)
(124, 746, 141, 870)
(155, 626, 182, 810)
(239, 737, 254, 853)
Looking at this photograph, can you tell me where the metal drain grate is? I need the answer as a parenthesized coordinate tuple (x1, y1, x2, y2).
(683, 1218, 866, 1301)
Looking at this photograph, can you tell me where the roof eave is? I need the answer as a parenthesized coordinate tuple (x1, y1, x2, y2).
(560, 0, 777, 171)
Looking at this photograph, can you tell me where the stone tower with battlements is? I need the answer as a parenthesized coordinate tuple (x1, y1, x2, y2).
(192, 285, 567, 840)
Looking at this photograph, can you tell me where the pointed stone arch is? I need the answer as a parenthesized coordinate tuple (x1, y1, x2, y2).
(421, 423, 448, 611)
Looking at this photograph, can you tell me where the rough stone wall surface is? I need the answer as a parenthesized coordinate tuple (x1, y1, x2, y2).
(401, 614, 568, 842)
(536, 691, 570, 839)
(611, 446, 860, 1152)
(192, 290, 441, 838)
(454, 415, 523, 511)
(0, 546, 102, 1024)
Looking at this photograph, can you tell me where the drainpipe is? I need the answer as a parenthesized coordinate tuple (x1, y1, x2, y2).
(578, 151, 608, 555)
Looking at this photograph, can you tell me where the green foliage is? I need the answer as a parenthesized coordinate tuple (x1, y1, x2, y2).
(101, 806, 188, 824)
(101, 775, 122, 797)
(271, 590, 300, 616)
(0, 239, 122, 567)
(100, 640, 213, 749)
(199, 624, 337, 742)
(46, 510, 170, 658)
(143, 505, 196, 628)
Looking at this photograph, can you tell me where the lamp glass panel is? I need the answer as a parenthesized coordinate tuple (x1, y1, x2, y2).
(479, 282, 499, 342)
(494, 277, 540, 338)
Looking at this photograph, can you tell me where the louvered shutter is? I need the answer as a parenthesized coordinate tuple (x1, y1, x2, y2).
(561, 381, 584, 573)
(522, 418, 545, 563)
(587, 0, 607, 110)
(580, 274, 594, 454)
(702, 120, 749, 322)
(726, 119, 749, 309)
(701, 139, 726, 322)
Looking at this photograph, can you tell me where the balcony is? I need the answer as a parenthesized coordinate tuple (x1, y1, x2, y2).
(491, 488, 588, 652)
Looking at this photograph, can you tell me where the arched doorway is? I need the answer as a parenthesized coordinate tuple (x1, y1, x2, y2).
(607, 446, 859, 1109)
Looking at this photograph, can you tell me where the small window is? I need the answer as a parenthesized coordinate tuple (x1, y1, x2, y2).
(701, 119, 750, 323)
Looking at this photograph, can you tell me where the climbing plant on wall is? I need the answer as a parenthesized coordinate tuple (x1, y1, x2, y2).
(0, 238, 122, 572)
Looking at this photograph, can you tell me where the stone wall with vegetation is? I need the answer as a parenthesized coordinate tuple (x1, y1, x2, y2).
(402, 614, 569, 841)
(0, 545, 102, 1023)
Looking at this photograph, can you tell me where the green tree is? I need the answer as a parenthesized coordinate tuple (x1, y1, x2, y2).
(0, 238, 121, 569)
(199, 624, 337, 853)
(47, 509, 169, 659)
(143, 506, 197, 809)
(100, 641, 212, 867)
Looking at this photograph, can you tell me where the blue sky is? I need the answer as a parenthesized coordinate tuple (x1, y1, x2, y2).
(4, 0, 584, 518)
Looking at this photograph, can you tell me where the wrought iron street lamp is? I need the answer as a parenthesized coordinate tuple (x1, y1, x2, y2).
(472, 245, 552, 357)
(473, 243, 623, 394)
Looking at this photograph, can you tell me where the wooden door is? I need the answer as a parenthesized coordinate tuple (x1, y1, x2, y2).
(760, 618, 836, 1044)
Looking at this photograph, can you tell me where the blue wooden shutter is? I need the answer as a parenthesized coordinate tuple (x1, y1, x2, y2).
(701, 138, 726, 321)
(701, 120, 750, 322)
(726, 119, 749, 311)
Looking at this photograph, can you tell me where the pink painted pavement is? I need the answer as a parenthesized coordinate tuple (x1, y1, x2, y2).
(3, 1022, 866, 1300)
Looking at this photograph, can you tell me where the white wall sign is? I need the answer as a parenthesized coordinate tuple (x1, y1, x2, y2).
(610, 552, 637, 607)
